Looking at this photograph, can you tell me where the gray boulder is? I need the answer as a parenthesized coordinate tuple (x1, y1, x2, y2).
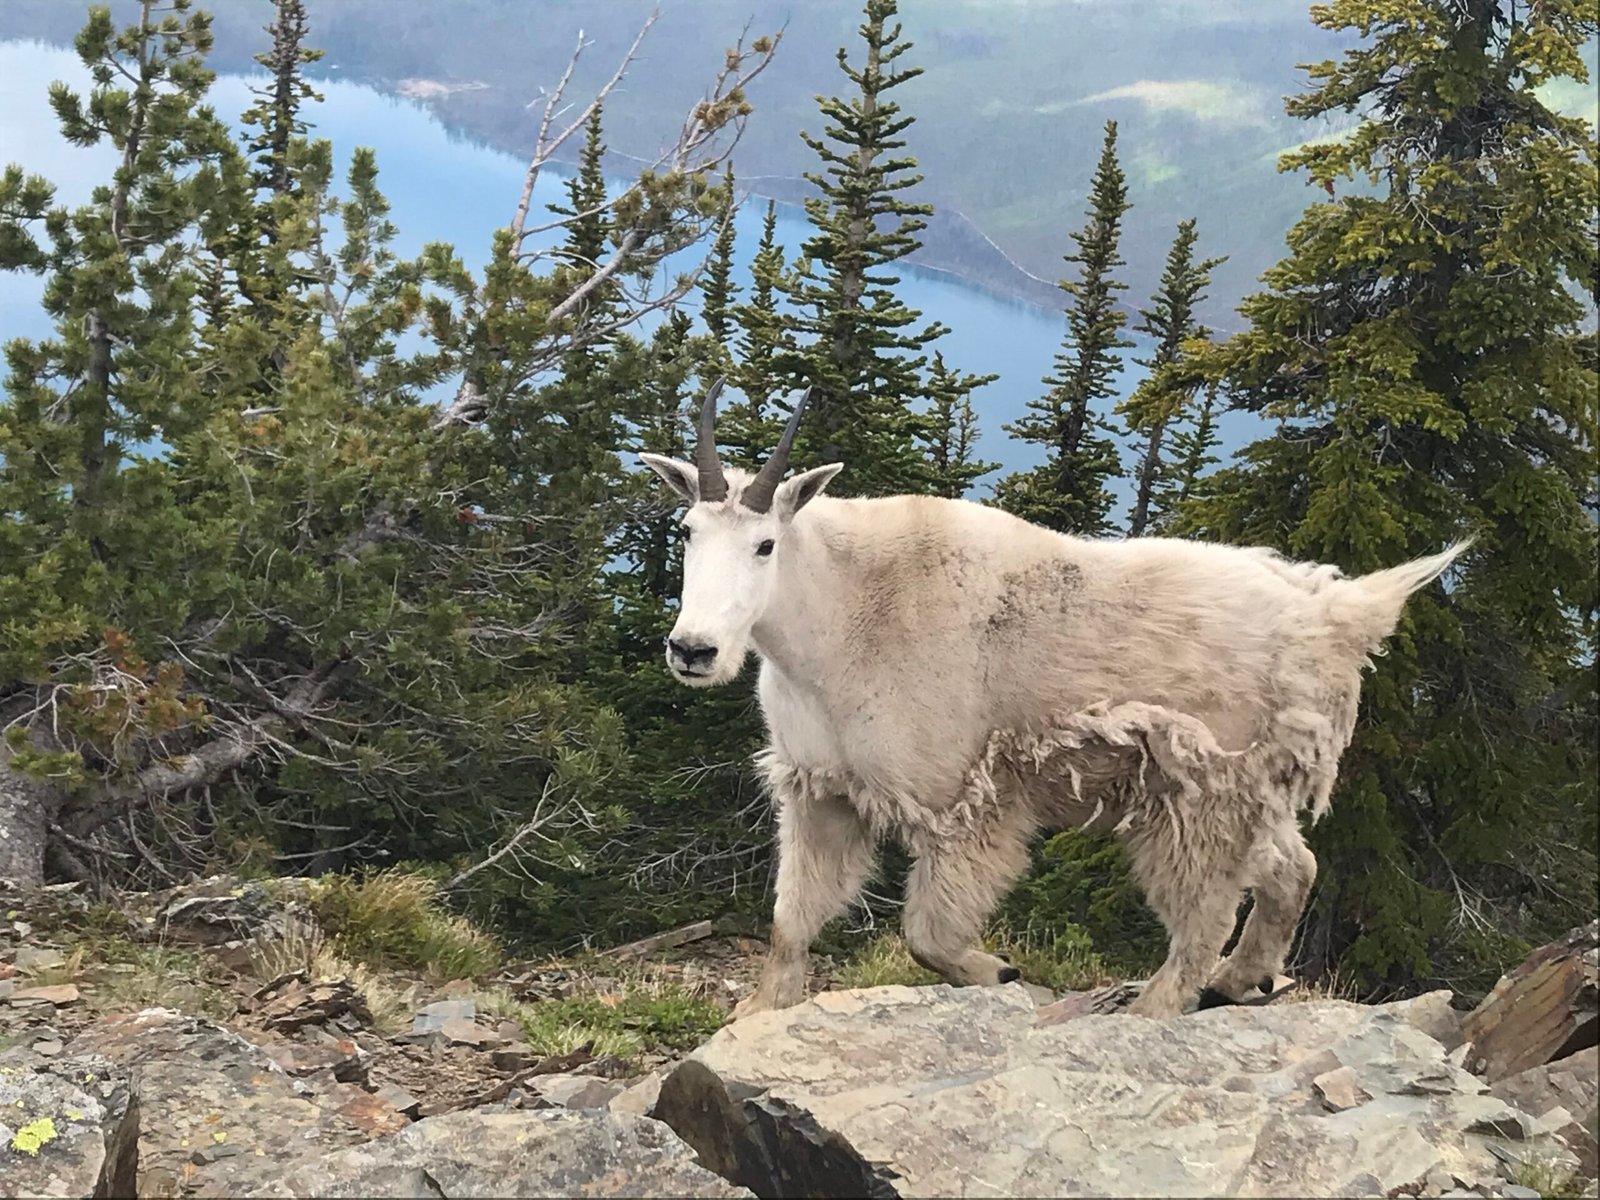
(655, 983, 1578, 1198)
(0, 1052, 138, 1199)
(245, 1109, 751, 1198)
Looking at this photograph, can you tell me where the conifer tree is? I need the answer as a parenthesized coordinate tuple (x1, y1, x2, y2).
(1119, 220, 1224, 535)
(925, 351, 999, 498)
(0, 0, 240, 883)
(1189, 0, 1598, 987)
(994, 122, 1131, 534)
(779, 0, 986, 495)
(700, 164, 739, 352)
(1163, 380, 1221, 516)
(724, 199, 792, 462)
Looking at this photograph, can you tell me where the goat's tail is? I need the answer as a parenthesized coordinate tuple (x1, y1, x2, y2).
(1327, 538, 1474, 650)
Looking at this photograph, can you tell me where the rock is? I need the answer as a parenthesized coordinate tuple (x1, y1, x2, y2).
(152, 875, 319, 948)
(1422, 1164, 1455, 1196)
(491, 1042, 537, 1072)
(65, 1008, 393, 1196)
(30, 1041, 63, 1059)
(438, 1016, 496, 1048)
(0, 1052, 139, 1199)
(7, 985, 79, 1007)
(1488, 1050, 1599, 1176)
(409, 999, 475, 1038)
(1458, 921, 1599, 1084)
(608, 1075, 663, 1119)
(251, 975, 373, 1034)
(530, 1073, 626, 1110)
(243, 1109, 751, 1198)
(264, 1033, 368, 1084)
(373, 1084, 421, 1120)
(1313, 1064, 1371, 1111)
(656, 984, 1576, 1199)
(13, 947, 66, 975)
(1501, 1186, 1542, 1199)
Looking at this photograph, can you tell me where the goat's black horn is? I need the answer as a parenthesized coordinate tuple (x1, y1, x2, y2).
(741, 386, 812, 514)
(695, 377, 729, 503)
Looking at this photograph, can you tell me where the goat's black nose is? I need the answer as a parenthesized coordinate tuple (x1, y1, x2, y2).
(667, 638, 718, 670)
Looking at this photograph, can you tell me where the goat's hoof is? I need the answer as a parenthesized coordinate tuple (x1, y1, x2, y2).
(1195, 985, 1233, 1010)
(998, 965, 1022, 984)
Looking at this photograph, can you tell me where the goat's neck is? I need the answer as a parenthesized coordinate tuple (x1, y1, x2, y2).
(751, 504, 848, 687)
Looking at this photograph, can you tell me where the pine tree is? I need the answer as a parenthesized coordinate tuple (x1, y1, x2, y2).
(925, 351, 999, 498)
(700, 164, 739, 352)
(1119, 220, 1225, 536)
(779, 0, 984, 495)
(1188, 0, 1598, 988)
(0, 0, 239, 883)
(1163, 380, 1222, 516)
(994, 122, 1132, 535)
(724, 199, 792, 462)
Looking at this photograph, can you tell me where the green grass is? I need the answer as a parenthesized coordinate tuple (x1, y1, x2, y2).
(476, 978, 726, 1061)
(308, 869, 501, 980)
(1511, 1154, 1584, 1199)
(835, 924, 1111, 994)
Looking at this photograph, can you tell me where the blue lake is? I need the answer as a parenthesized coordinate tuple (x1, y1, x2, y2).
(0, 40, 1258, 513)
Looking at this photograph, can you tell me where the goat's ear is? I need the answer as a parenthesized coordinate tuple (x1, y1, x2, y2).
(776, 463, 843, 518)
(638, 454, 699, 505)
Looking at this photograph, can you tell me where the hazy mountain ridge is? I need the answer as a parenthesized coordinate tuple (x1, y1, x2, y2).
(2, 1, 1593, 327)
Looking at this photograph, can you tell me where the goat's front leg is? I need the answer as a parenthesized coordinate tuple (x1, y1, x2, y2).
(734, 784, 874, 1020)
(902, 812, 1032, 987)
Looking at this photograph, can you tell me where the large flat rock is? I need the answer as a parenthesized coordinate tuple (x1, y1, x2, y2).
(656, 983, 1577, 1198)
(0, 1052, 138, 1199)
(244, 1108, 751, 1198)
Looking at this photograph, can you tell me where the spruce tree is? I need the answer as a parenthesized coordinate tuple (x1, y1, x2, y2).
(779, 0, 986, 495)
(1119, 220, 1224, 536)
(1188, 0, 1598, 988)
(925, 351, 999, 498)
(994, 122, 1131, 535)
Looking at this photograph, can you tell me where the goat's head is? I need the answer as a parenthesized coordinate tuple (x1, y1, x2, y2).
(639, 378, 841, 687)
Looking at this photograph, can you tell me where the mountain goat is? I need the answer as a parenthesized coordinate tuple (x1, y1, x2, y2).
(640, 380, 1469, 1021)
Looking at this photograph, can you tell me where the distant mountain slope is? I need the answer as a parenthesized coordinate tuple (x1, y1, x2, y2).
(2, 1, 1593, 326)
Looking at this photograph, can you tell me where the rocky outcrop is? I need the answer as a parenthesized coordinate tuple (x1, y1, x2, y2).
(655, 983, 1580, 1198)
(1488, 1051, 1599, 1178)
(64, 1008, 402, 1197)
(1458, 921, 1598, 1085)
(243, 1109, 751, 1198)
(0, 1052, 138, 1199)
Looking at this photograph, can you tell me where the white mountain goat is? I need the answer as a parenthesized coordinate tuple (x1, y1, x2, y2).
(640, 380, 1470, 1021)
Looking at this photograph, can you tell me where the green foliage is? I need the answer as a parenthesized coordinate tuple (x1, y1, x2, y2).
(925, 351, 999, 498)
(1118, 219, 1225, 535)
(1182, 0, 1599, 992)
(309, 870, 502, 979)
(1004, 830, 1169, 977)
(994, 121, 1132, 534)
(834, 935, 940, 989)
(772, 0, 992, 495)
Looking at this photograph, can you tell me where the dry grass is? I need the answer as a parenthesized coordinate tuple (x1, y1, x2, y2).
(240, 915, 417, 1037)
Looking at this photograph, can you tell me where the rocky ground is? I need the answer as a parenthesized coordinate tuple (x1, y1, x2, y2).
(0, 876, 1594, 1199)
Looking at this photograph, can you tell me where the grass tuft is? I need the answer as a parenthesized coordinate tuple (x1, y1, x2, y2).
(308, 870, 500, 980)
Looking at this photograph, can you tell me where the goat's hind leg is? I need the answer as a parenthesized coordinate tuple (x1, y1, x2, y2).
(1123, 815, 1251, 1020)
(1202, 821, 1315, 1005)
(902, 809, 1032, 988)
(735, 782, 875, 1020)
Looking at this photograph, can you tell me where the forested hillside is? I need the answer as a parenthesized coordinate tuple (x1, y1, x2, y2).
(1, 0, 1595, 1009)
(5, 0, 1594, 326)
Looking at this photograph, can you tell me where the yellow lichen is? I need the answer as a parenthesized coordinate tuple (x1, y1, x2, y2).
(62, 1108, 84, 1122)
(9, 1117, 57, 1156)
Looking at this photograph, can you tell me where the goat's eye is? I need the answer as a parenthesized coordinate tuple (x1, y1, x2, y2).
(680, 525, 692, 542)
(755, 539, 775, 558)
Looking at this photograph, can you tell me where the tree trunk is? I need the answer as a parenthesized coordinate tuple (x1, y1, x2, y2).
(0, 756, 59, 887)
